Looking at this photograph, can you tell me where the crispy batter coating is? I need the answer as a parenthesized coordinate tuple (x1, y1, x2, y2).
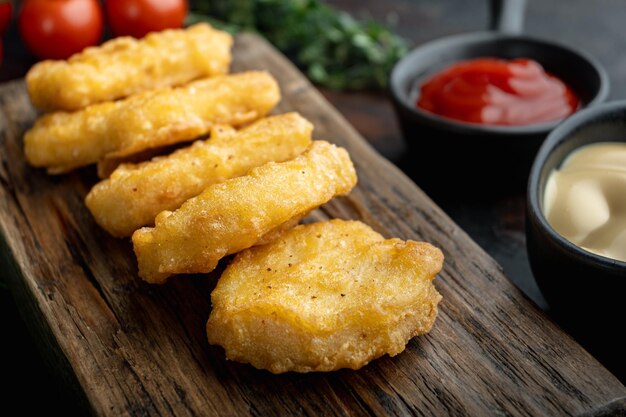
(206, 219, 444, 373)
(26, 24, 233, 112)
(132, 141, 357, 284)
(24, 71, 280, 174)
(24, 101, 121, 174)
(96, 146, 168, 179)
(86, 113, 313, 237)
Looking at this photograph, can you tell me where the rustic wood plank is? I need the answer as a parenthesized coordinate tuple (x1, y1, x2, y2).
(0, 33, 624, 417)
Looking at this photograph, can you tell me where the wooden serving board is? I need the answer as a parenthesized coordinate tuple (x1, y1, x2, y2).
(1, 34, 624, 417)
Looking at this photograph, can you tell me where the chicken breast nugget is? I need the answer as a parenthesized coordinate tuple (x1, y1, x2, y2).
(24, 71, 280, 174)
(206, 219, 444, 373)
(24, 101, 121, 174)
(86, 113, 313, 237)
(27, 23, 233, 112)
(132, 141, 357, 284)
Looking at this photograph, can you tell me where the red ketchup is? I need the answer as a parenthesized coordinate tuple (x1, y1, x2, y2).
(416, 58, 579, 126)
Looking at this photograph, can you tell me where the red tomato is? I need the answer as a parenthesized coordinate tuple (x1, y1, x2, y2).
(19, 0, 104, 60)
(106, 0, 187, 38)
(0, 2, 13, 34)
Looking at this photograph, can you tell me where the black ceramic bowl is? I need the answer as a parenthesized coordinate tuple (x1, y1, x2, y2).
(526, 101, 626, 381)
(390, 33, 609, 199)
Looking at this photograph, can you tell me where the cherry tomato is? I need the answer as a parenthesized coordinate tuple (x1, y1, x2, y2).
(106, 0, 187, 38)
(19, 0, 104, 60)
(0, 2, 13, 34)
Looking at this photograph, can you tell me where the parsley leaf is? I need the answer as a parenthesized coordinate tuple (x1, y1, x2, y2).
(187, 0, 408, 91)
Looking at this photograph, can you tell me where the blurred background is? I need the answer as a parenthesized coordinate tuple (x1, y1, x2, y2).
(1, 0, 625, 414)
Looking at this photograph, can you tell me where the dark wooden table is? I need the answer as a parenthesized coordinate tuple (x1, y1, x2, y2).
(2, 0, 625, 414)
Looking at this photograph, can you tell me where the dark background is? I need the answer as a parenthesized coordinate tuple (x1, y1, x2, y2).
(1, 0, 625, 414)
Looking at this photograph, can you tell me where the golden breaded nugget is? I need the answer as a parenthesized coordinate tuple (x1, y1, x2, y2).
(24, 71, 280, 174)
(86, 113, 314, 237)
(24, 101, 121, 174)
(27, 24, 233, 112)
(132, 141, 357, 284)
(206, 219, 444, 373)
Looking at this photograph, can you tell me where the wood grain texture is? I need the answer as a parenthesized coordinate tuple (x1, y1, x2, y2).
(0, 33, 624, 417)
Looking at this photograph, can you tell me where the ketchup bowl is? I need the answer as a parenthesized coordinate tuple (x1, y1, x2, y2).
(526, 101, 626, 381)
(390, 0, 609, 199)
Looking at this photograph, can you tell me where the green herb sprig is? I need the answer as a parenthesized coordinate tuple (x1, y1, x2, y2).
(187, 0, 408, 91)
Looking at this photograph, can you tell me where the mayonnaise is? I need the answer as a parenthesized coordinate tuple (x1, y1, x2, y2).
(544, 142, 626, 262)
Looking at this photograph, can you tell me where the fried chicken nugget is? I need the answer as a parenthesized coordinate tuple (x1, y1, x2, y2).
(27, 24, 233, 112)
(86, 113, 314, 237)
(24, 71, 280, 174)
(206, 219, 444, 373)
(132, 141, 357, 284)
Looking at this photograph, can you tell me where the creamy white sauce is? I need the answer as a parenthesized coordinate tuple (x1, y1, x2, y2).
(544, 142, 626, 262)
